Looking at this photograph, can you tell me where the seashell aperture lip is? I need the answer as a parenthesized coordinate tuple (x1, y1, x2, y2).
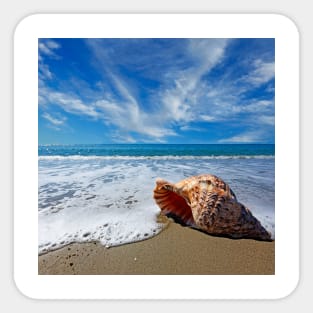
(153, 174, 272, 241)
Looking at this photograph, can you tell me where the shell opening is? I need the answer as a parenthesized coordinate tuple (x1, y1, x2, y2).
(153, 181, 195, 227)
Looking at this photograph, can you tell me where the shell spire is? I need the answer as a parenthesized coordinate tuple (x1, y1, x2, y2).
(153, 174, 272, 241)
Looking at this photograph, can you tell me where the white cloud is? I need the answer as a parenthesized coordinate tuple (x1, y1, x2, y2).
(39, 63, 53, 80)
(218, 129, 271, 144)
(38, 40, 61, 85)
(41, 89, 100, 118)
(45, 40, 60, 50)
(39, 40, 60, 58)
(111, 133, 137, 143)
(42, 112, 67, 130)
(104, 100, 177, 139)
(188, 39, 228, 72)
(109, 72, 138, 106)
(257, 115, 275, 126)
(232, 100, 273, 114)
(95, 100, 123, 115)
(161, 39, 229, 124)
(219, 133, 260, 143)
(266, 85, 275, 93)
(191, 75, 274, 127)
(95, 74, 178, 140)
(201, 115, 216, 122)
(243, 59, 275, 86)
(41, 84, 177, 141)
(180, 125, 204, 132)
(161, 90, 192, 122)
(42, 112, 65, 126)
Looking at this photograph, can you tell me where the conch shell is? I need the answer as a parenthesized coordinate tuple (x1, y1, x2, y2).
(153, 174, 272, 241)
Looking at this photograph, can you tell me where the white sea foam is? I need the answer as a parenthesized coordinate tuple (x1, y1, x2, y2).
(38, 157, 275, 254)
(38, 160, 165, 254)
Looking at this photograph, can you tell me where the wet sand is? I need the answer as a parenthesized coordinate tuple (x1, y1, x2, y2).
(38, 220, 274, 275)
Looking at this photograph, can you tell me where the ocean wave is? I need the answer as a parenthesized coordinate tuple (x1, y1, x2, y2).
(38, 155, 275, 161)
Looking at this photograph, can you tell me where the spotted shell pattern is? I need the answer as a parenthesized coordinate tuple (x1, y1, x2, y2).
(153, 174, 272, 241)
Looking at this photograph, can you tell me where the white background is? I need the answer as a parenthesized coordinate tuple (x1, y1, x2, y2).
(14, 13, 298, 300)
(2, 0, 311, 311)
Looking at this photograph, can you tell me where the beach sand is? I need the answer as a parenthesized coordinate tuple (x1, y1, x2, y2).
(38, 220, 274, 275)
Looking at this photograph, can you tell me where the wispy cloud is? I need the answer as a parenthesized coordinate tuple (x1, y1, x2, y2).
(82, 40, 186, 141)
(160, 39, 229, 123)
(95, 96, 177, 140)
(218, 130, 268, 144)
(39, 40, 61, 58)
(187, 57, 275, 130)
(111, 132, 137, 143)
(39, 63, 53, 80)
(39, 38, 275, 143)
(232, 100, 274, 114)
(39, 39, 61, 83)
(40, 81, 177, 141)
(87, 39, 229, 140)
(242, 59, 275, 86)
(257, 115, 275, 126)
(200, 115, 216, 122)
(42, 112, 67, 130)
(40, 89, 100, 118)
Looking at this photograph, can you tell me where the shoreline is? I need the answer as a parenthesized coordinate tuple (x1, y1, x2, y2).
(39, 220, 275, 275)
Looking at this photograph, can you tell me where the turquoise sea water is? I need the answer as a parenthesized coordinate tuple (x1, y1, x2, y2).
(39, 143, 274, 157)
(38, 144, 275, 254)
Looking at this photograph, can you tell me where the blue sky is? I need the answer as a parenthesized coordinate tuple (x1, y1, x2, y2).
(38, 38, 275, 144)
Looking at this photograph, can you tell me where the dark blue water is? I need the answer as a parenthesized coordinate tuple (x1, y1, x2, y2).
(38, 144, 274, 157)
